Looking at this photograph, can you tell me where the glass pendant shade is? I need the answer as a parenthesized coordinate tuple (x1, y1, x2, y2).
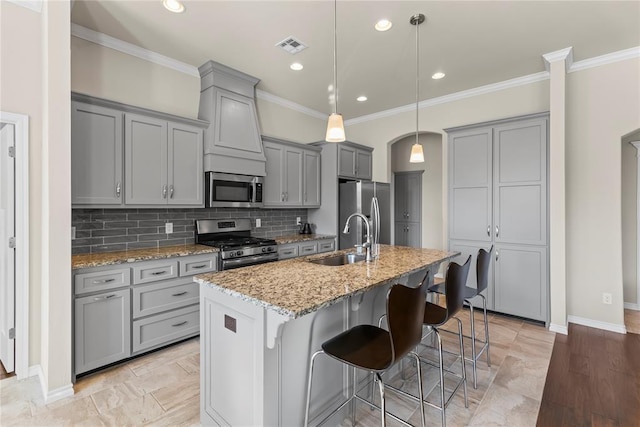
(410, 142, 425, 163)
(325, 113, 346, 142)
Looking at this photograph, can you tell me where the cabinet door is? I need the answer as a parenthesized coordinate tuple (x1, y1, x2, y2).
(338, 145, 356, 178)
(355, 150, 372, 180)
(168, 123, 203, 206)
(493, 119, 547, 245)
(494, 245, 547, 321)
(125, 114, 168, 205)
(448, 240, 494, 310)
(394, 222, 409, 246)
(74, 289, 131, 375)
(405, 173, 422, 221)
(405, 223, 421, 248)
(71, 102, 124, 205)
(263, 142, 284, 206)
(284, 147, 303, 205)
(303, 151, 320, 206)
(449, 128, 493, 242)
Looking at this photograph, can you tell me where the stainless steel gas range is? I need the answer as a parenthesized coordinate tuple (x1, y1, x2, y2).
(195, 218, 278, 270)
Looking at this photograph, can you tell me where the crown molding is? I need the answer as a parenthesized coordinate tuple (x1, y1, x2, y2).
(542, 47, 574, 72)
(569, 46, 640, 73)
(71, 24, 199, 77)
(6, 0, 42, 13)
(256, 90, 328, 120)
(345, 71, 549, 126)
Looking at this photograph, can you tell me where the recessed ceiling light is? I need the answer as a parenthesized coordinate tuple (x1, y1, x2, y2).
(432, 72, 446, 80)
(290, 63, 304, 71)
(163, 0, 185, 13)
(375, 19, 393, 32)
(357, 96, 368, 102)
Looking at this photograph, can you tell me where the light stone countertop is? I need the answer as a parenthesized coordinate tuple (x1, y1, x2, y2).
(72, 244, 218, 270)
(194, 244, 458, 319)
(273, 234, 336, 245)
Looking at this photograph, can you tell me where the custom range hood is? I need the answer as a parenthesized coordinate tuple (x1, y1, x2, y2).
(198, 60, 266, 176)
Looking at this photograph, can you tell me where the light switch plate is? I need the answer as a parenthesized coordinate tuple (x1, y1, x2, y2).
(71, 226, 76, 240)
(256, 218, 261, 228)
(165, 222, 173, 234)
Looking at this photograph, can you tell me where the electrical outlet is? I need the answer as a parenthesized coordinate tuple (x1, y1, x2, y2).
(165, 222, 173, 234)
(256, 218, 261, 228)
(71, 226, 76, 240)
(296, 217, 301, 225)
(602, 292, 612, 305)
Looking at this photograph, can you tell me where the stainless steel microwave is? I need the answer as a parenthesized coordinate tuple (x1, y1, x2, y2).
(205, 172, 264, 208)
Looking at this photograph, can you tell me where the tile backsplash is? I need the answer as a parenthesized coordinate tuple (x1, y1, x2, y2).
(72, 208, 308, 254)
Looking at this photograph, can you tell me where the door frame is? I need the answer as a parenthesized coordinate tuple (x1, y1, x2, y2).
(0, 111, 29, 379)
(631, 141, 640, 311)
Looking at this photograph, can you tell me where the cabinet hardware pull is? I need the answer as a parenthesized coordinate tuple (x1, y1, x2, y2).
(162, 185, 167, 198)
(151, 270, 167, 275)
(281, 193, 285, 202)
(406, 213, 409, 219)
(171, 321, 188, 327)
(169, 185, 174, 199)
(496, 250, 499, 261)
(172, 291, 188, 297)
(116, 182, 121, 198)
(487, 225, 490, 237)
(93, 294, 116, 301)
(496, 225, 499, 237)
(191, 264, 207, 269)
(285, 192, 288, 201)
(92, 278, 115, 284)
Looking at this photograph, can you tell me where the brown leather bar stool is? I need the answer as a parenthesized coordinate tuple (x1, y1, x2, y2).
(421, 256, 471, 427)
(304, 278, 430, 427)
(429, 246, 493, 388)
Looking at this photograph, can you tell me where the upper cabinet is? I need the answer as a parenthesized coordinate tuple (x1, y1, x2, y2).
(71, 93, 208, 208)
(263, 136, 321, 208)
(337, 143, 372, 180)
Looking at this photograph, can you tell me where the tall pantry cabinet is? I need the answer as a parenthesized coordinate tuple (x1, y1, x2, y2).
(447, 112, 549, 322)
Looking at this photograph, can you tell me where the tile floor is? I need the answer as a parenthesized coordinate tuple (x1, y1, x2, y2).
(0, 309, 557, 426)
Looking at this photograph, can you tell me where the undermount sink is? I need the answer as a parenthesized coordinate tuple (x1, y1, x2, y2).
(309, 253, 366, 266)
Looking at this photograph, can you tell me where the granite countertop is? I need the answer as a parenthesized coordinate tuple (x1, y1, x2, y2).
(72, 244, 218, 270)
(194, 244, 458, 319)
(274, 234, 336, 245)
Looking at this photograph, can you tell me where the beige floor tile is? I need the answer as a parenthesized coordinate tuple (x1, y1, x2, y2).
(151, 372, 199, 412)
(518, 322, 556, 344)
(145, 395, 200, 427)
(176, 352, 200, 375)
(73, 363, 137, 398)
(128, 338, 199, 377)
(90, 382, 144, 414)
(624, 309, 640, 334)
(27, 396, 100, 426)
(492, 355, 549, 401)
(98, 394, 165, 426)
(468, 383, 541, 427)
(125, 362, 191, 396)
(507, 333, 554, 362)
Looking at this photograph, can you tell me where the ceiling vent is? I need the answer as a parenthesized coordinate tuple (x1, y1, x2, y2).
(276, 36, 307, 54)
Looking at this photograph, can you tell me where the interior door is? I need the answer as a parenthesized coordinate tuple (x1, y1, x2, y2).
(0, 122, 15, 373)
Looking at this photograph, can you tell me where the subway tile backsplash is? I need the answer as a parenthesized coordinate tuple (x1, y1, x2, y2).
(72, 208, 308, 254)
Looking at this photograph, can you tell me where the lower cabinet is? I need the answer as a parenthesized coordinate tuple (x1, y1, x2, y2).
(74, 289, 131, 375)
(73, 252, 217, 377)
(394, 222, 421, 248)
(277, 238, 335, 260)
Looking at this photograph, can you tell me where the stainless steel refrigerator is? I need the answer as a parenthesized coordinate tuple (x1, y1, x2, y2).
(339, 181, 390, 250)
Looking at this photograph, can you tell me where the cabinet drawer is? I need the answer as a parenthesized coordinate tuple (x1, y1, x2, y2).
(133, 260, 178, 284)
(179, 254, 217, 277)
(132, 305, 199, 354)
(132, 278, 199, 319)
(74, 268, 130, 295)
(299, 242, 318, 256)
(318, 240, 335, 253)
(278, 244, 299, 260)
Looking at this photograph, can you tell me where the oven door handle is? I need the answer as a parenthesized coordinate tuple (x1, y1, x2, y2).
(222, 253, 279, 268)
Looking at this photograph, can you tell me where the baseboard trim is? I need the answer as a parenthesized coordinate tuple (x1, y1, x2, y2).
(624, 302, 640, 311)
(27, 364, 74, 403)
(567, 315, 627, 334)
(548, 323, 568, 335)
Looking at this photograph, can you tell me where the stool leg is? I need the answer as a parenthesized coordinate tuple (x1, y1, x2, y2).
(376, 373, 386, 427)
(480, 294, 491, 367)
(351, 367, 357, 425)
(304, 350, 324, 427)
(411, 352, 426, 427)
(455, 317, 469, 408)
(434, 329, 446, 427)
(467, 299, 478, 389)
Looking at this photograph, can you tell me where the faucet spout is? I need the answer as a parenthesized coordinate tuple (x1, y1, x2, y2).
(343, 213, 373, 262)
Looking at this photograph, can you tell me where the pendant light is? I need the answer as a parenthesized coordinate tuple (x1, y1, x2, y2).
(409, 14, 425, 163)
(326, 0, 346, 142)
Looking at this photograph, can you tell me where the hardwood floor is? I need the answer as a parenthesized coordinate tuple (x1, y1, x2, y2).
(537, 323, 640, 427)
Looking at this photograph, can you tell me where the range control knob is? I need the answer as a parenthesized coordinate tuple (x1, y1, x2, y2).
(237, 250, 243, 257)
(262, 247, 267, 253)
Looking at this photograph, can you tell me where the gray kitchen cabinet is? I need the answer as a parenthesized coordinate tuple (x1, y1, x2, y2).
(74, 288, 131, 375)
(277, 238, 335, 260)
(71, 93, 208, 209)
(337, 143, 373, 180)
(394, 171, 422, 248)
(125, 114, 204, 206)
(446, 112, 549, 322)
(71, 102, 124, 206)
(263, 137, 321, 208)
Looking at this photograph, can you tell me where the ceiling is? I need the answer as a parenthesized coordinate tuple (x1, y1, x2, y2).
(70, 1, 640, 120)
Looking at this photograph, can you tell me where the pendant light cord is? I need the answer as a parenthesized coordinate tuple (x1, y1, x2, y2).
(334, 0, 338, 115)
(415, 15, 419, 146)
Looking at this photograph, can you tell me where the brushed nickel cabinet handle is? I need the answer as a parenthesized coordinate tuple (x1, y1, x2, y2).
(496, 250, 499, 261)
(281, 193, 285, 202)
(496, 225, 499, 237)
(92, 278, 115, 284)
(169, 185, 174, 199)
(162, 185, 167, 199)
(171, 321, 188, 327)
(191, 264, 207, 269)
(93, 294, 116, 301)
(151, 270, 167, 275)
(116, 182, 121, 198)
(487, 225, 490, 237)
(171, 291, 188, 297)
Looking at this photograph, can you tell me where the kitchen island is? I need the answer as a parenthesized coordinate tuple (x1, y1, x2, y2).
(195, 245, 458, 426)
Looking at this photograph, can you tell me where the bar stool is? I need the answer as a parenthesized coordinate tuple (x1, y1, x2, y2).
(420, 256, 471, 427)
(304, 278, 429, 427)
(429, 246, 492, 388)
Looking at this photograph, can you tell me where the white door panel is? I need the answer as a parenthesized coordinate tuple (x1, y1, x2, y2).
(0, 122, 15, 373)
